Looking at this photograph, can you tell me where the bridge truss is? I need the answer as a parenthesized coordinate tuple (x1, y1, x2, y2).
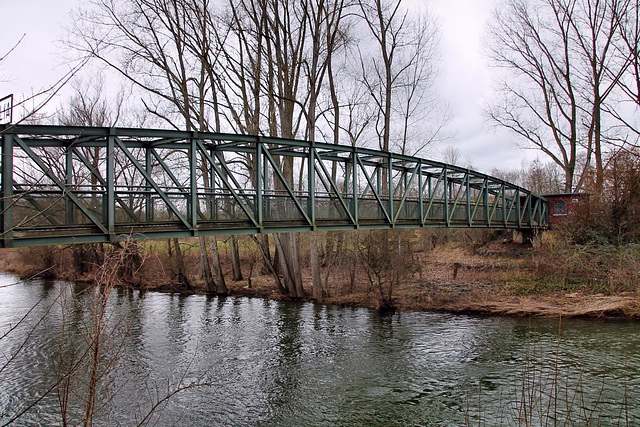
(0, 125, 547, 247)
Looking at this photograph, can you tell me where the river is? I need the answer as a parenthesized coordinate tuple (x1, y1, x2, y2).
(1, 273, 639, 426)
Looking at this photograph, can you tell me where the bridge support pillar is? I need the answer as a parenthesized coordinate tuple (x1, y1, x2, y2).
(512, 229, 540, 247)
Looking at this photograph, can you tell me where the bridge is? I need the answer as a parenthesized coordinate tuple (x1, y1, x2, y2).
(0, 125, 547, 248)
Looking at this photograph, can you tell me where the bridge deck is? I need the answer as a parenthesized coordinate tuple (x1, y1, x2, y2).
(0, 125, 547, 247)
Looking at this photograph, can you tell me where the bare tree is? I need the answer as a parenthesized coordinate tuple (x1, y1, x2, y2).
(355, 0, 443, 260)
(487, 0, 634, 193)
(70, 0, 231, 294)
(218, 0, 352, 298)
(570, 0, 628, 193)
(608, 1, 640, 147)
(356, 0, 443, 156)
(215, 0, 276, 282)
(442, 145, 462, 166)
(487, 0, 584, 192)
(66, 0, 445, 300)
(55, 77, 124, 277)
(263, 0, 309, 298)
(304, 0, 349, 300)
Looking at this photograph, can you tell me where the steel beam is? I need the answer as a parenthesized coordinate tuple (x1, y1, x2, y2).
(0, 125, 548, 247)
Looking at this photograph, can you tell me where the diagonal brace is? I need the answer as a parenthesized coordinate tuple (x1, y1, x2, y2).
(196, 141, 259, 227)
(14, 137, 109, 234)
(262, 146, 312, 226)
(356, 156, 392, 223)
(113, 137, 192, 230)
(313, 149, 356, 225)
(393, 164, 419, 222)
(71, 147, 139, 222)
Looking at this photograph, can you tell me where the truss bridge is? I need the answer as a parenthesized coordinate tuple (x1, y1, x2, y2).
(0, 125, 547, 247)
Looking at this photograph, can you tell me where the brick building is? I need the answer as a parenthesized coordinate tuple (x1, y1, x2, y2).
(543, 193, 588, 227)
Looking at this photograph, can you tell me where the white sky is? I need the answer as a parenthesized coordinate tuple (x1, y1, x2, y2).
(0, 0, 535, 174)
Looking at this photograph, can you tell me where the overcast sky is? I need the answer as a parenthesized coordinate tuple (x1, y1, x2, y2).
(0, 0, 536, 174)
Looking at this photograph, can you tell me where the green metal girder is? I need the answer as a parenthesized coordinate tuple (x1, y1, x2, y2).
(147, 146, 206, 222)
(14, 136, 110, 235)
(393, 163, 419, 223)
(70, 147, 139, 222)
(113, 136, 191, 230)
(0, 124, 548, 247)
(312, 148, 356, 225)
(356, 156, 392, 224)
(13, 183, 60, 226)
(262, 145, 312, 226)
(196, 140, 259, 227)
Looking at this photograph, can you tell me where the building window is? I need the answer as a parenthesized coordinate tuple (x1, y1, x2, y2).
(554, 200, 567, 216)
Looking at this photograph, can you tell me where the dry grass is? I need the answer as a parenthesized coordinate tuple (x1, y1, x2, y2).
(221, 238, 640, 319)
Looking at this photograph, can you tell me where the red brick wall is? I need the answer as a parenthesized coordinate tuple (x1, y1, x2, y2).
(545, 194, 586, 226)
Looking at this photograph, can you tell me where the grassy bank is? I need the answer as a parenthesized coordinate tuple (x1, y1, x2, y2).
(1, 229, 639, 319)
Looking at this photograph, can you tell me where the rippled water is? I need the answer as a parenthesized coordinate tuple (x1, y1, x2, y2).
(1, 274, 639, 426)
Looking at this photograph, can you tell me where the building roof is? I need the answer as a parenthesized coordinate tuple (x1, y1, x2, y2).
(542, 192, 589, 198)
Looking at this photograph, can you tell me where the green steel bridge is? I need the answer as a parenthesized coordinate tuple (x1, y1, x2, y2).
(0, 125, 547, 248)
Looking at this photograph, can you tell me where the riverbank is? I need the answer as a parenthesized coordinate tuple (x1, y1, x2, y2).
(223, 241, 640, 319)
(1, 238, 638, 319)
(228, 277, 640, 319)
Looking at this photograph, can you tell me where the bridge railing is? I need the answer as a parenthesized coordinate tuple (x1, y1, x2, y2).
(0, 125, 547, 247)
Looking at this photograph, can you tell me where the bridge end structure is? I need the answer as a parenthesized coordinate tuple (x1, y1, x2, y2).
(0, 124, 547, 247)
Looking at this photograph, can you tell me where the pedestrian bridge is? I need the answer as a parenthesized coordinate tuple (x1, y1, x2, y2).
(0, 125, 547, 248)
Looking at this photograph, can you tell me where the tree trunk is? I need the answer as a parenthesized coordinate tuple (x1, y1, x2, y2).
(72, 244, 99, 275)
(172, 238, 192, 290)
(259, 234, 272, 275)
(229, 235, 243, 281)
(250, 235, 287, 294)
(198, 236, 215, 291)
(117, 241, 142, 287)
(324, 232, 334, 266)
(274, 233, 304, 298)
(290, 236, 304, 297)
(310, 232, 323, 300)
(210, 236, 228, 295)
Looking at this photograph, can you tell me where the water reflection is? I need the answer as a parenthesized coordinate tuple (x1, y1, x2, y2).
(1, 276, 639, 426)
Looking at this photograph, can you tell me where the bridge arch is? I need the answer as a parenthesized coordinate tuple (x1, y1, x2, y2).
(0, 125, 547, 247)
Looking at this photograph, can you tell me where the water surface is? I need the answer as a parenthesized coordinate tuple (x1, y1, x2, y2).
(1, 275, 638, 425)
